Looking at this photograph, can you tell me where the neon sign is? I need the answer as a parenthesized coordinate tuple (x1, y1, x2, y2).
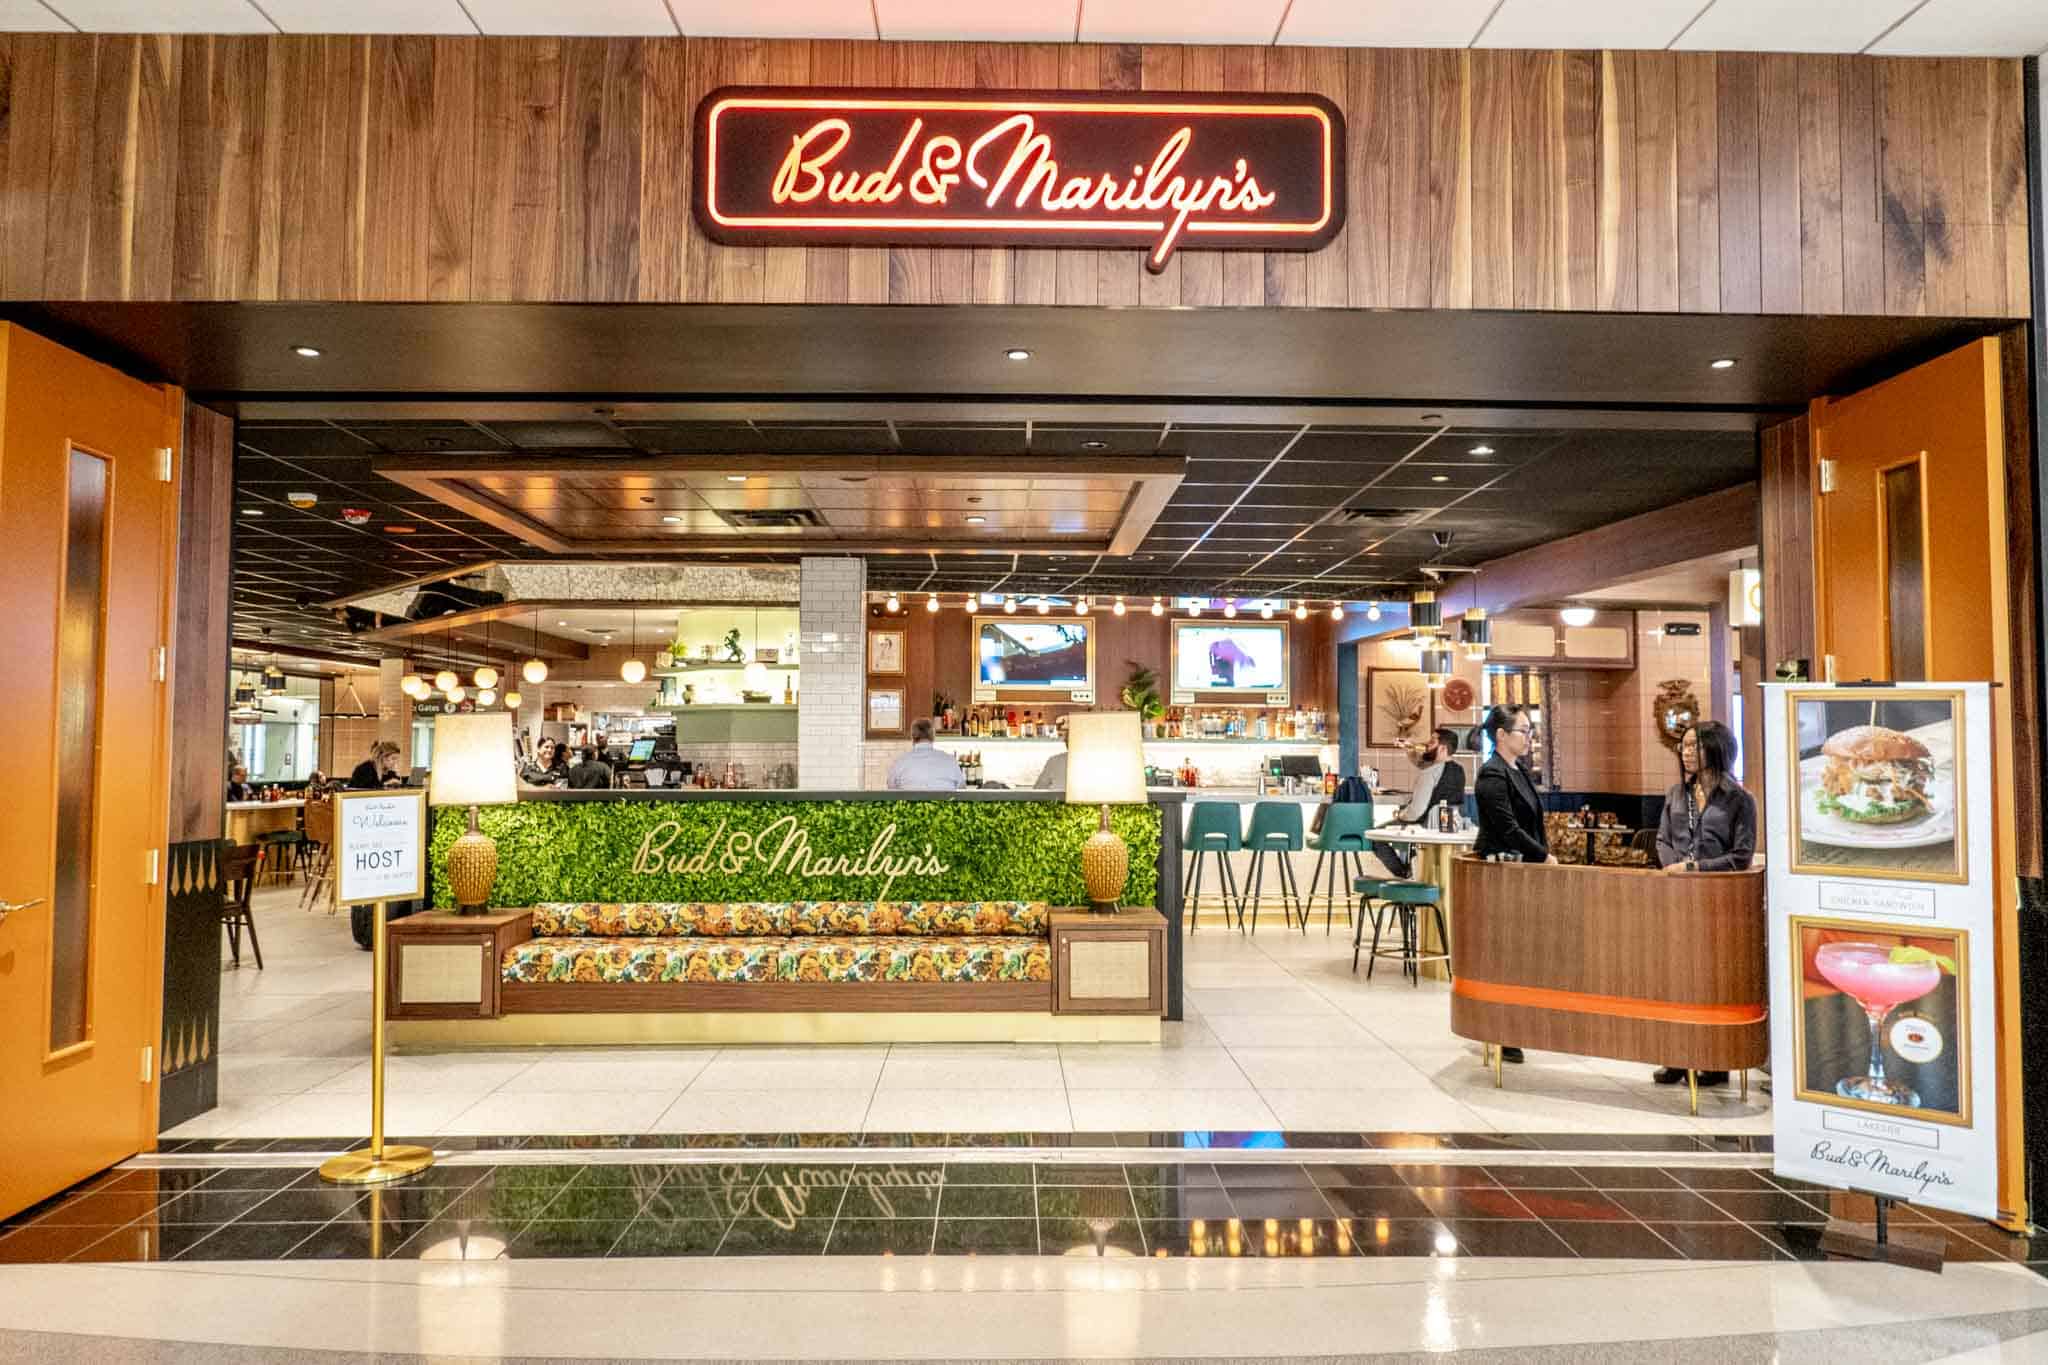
(695, 87, 1345, 272)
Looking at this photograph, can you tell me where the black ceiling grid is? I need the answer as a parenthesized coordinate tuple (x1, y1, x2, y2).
(231, 415, 1759, 662)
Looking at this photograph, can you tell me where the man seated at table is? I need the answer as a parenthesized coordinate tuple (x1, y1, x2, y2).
(1377, 727, 1466, 879)
(887, 718, 965, 791)
(226, 765, 256, 802)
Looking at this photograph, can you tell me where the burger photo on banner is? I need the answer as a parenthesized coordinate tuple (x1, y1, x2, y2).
(1786, 688, 1965, 882)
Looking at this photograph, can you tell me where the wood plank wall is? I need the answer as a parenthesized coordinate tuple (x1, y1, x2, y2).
(1759, 415, 1817, 679)
(166, 399, 232, 844)
(0, 35, 2026, 314)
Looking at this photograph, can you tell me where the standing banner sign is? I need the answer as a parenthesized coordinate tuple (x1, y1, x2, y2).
(321, 789, 433, 1187)
(1762, 683, 1998, 1223)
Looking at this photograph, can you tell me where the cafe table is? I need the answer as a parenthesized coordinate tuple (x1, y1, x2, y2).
(225, 798, 303, 846)
(1361, 824, 1479, 981)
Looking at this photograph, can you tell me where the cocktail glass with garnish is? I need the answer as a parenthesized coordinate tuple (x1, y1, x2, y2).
(1814, 941, 1946, 1107)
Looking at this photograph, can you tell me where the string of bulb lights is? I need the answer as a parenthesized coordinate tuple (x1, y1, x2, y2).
(880, 592, 1360, 621)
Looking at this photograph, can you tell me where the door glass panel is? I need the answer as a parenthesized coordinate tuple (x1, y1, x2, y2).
(1883, 463, 1927, 681)
(50, 447, 108, 1052)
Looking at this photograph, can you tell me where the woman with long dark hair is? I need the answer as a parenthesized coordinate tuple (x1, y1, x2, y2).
(1655, 720, 1757, 874)
(1650, 719, 1758, 1088)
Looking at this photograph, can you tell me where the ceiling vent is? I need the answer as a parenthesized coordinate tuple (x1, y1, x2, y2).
(721, 507, 826, 530)
(1341, 506, 1418, 523)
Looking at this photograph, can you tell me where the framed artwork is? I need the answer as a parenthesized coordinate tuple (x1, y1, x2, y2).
(1785, 687, 1965, 883)
(1366, 667, 1433, 749)
(867, 628, 905, 676)
(1789, 915, 1970, 1126)
(866, 686, 905, 734)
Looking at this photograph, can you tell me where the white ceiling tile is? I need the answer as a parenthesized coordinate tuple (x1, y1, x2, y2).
(1674, 0, 1923, 52)
(261, 0, 476, 33)
(1475, 0, 1702, 50)
(672, 0, 872, 38)
(0, 0, 69, 30)
(876, 0, 1071, 41)
(464, 0, 675, 36)
(49, 0, 274, 31)
(1867, 0, 2048, 55)
(1079, 0, 1289, 45)
(1279, 0, 1498, 48)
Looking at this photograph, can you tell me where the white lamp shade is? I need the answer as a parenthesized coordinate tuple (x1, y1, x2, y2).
(429, 711, 519, 808)
(1063, 711, 1147, 805)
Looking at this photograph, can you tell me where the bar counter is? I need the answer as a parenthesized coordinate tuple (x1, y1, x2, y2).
(1448, 858, 1768, 1094)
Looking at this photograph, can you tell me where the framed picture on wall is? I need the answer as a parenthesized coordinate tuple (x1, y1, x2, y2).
(866, 686, 905, 734)
(1366, 667, 1433, 749)
(868, 629, 905, 676)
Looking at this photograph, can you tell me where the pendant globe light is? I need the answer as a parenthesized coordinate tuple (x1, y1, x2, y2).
(435, 667, 459, 693)
(401, 670, 426, 699)
(620, 606, 647, 685)
(476, 687, 497, 708)
(502, 689, 523, 710)
(520, 611, 549, 685)
(472, 619, 499, 690)
(447, 683, 467, 703)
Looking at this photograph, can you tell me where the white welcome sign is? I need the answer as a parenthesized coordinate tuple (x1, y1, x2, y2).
(335, 789, 427, 907)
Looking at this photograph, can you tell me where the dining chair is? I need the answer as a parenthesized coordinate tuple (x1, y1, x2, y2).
(220, 840, 265, 970)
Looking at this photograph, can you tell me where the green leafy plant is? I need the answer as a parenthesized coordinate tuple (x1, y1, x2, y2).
(429, 799, 1163, 909)
(1120, 661, 1165, 722)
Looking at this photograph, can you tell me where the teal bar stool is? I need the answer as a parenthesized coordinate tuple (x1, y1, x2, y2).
(1241, 801, 1304, 935)
(1184, 802, 1245, 933)
(1354, 878, 1448, 985)
(1303, 801, 1374, 935)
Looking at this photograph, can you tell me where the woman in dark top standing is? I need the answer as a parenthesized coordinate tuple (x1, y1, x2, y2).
(1472, 705, 1553, 1064)
(1651, 719, 1758, 1088)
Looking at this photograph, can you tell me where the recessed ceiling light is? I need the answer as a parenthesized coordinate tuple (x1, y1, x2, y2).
(725, 474, 748, 483)
(1469, 444, 1494, 456)
(1082, 440, 1106, 450)
(1710, 357, 1738, 369)
(1421, 413, 1443, 423)
(1004, 348, 1032, 361)
(1430, 475, 1449, 483)
(661, 515, 683, 524)
(240, 507, 263, 516)
(290, 345, 322, 358)
(384, 525, 415, 534)
(965, 514, 986, 524)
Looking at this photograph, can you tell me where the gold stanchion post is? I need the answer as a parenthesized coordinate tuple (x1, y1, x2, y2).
(321, 899, 434, 1184)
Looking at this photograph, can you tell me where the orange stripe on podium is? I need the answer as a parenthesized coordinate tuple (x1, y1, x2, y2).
(1452, 977, 1765, 1026)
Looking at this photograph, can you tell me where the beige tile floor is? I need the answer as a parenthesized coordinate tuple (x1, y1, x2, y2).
(168, 883, 1774, 1140)
(3, 1256, 2045, 1361)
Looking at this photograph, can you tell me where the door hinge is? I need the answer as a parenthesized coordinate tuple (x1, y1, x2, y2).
(1818, 458, 1837, 494)
(152, 645, 167, 682)
(145, 848, 160, 886)
(140, 1046, 154, 1083)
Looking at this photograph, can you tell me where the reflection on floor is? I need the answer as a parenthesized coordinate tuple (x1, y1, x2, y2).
(2, 1154, 2038, 1266)
(179, 885, 1773, 1140)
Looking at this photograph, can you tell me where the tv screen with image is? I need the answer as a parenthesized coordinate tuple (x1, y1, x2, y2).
(1172, 622, 1289, 693)
(975, 618, 1093, 690)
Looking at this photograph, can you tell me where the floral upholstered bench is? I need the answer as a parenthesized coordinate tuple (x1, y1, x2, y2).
(496, 901, 1054, 1014)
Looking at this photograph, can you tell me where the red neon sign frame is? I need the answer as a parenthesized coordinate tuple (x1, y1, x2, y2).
(694, 87, 1345, 273)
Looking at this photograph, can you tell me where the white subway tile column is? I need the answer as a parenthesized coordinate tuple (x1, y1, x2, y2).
(798, 556, 866, 790)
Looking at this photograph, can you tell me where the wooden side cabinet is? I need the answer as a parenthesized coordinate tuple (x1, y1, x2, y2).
(386, 909, 532, 1021)
(1051, 908, 1167, 1016)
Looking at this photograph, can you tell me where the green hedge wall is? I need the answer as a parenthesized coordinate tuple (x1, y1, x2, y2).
(429, 799, 1161, 909)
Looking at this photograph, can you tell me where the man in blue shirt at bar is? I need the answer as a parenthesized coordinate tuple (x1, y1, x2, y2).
(886, 717, 965, 790)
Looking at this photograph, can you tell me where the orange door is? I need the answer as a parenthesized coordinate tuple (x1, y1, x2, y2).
(0, 325, 181, 1221)
(1812, 337, 2006, 685)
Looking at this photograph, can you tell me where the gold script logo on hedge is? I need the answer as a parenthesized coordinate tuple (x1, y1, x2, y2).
(631, 815, 948, 901)
(695, 87, 1345, 272)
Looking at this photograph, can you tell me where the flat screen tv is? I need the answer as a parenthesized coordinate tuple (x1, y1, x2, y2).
(1172, 621, 1289, 693)
(975, 618, 1093, 690)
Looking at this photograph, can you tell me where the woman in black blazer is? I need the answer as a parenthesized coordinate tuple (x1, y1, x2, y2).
(1472, 705, 1553, 1065)
(1474, 705, 1555, 865)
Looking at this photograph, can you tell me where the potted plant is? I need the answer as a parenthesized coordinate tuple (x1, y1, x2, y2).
(1121, 662, 1167, 738)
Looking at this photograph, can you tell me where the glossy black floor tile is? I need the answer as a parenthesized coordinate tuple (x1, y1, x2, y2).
(1699, 1190, 1830, 1225)
(827, 1218, 938, 1255)
(938, 1184, 1037, 1218)
(1479, 1165, 1595, 1189)
(1642, 1222, 1789, 1260)
(1601, 1189, 1736, 1222)
(940, 1162, 1036, 1185)
(1669, 1166, 1780, 1192)
(154, 1189, 281, 1223)
(1579, 1166, 1686, 1190)
(1318, 1185, 1435, 1220)
(1548, 1221, 1685, 1259)
(506, 1219, 626, 1258)
(1350, 1219, 1461, 1257)
(1038, 1217, 1145, 1257)
(1034, 1187, 1138, 1222)
(932, 1217, 1039, 1255)
(1222, 1186, 1332, 1219)
(608, 1217, 729, 1257)
(1387, 1163, 1502, 1188)
(1506, 1188, 1635, 1222)
(718, 1215, 836, 1255)
(1440, 1219, 1577, 1258)
(172, 1221, 332, 1261)
(1410, 1186, 1535, 1221)
(394, 1218, 525, 1260)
